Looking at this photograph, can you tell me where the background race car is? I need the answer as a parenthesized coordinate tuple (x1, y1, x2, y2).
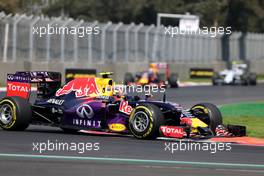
(212, 61, 257, 86)
(124, 63, 179, 88)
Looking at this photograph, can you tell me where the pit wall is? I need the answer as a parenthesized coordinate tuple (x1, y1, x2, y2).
(0, 60, 263, 85)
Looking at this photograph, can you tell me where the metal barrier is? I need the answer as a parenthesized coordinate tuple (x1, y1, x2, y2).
(0, 12, 263, 63)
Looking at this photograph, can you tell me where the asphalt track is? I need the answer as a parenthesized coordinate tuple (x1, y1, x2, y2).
(0, 84, 264, 176)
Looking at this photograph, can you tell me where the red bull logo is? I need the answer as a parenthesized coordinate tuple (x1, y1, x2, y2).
(56, 78, 99, 97)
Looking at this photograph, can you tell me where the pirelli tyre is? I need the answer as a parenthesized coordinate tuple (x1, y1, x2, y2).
(241, 74, 249, 86)
(212, 73, 220, 86)
(248, 73, 257, 85)
(0, 96, 31, 131)
(191, 103, 222, 132)
(168, 73, 179, 88)
(129, 104, 164, 139)
(157, 73, 166, 82)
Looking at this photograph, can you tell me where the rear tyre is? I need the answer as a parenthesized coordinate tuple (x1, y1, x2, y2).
(129, 104, 164, 139)
(124, 73, 134, 85)
(248, 73, 257, 85)
(168, 73, 178, 88)
(212, 73, 220, 86)
(241, 74, 249, 86)
(157, 73, 166, 83)
(0, 96, 31, 131)
(191, 103, 222, 132)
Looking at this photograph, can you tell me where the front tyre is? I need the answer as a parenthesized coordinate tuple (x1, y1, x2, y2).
(0, 96, 31, 131)
(129, 104, 164, 139)
(191, 103, 222, 132)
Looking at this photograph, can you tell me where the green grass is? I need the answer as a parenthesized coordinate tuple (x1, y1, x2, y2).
(257, 74, 264, 81)
(219, 102, 264, 138)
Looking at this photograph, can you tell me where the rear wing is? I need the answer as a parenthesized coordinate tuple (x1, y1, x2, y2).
(6, 71, 61, 99)
(150, 62, 170, 79)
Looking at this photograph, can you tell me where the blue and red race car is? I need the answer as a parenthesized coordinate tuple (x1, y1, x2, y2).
(0, 71, 244, 139)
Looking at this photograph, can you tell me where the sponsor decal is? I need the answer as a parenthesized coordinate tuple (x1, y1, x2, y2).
(51, 108, 63, 114)
(74, 104, 101, 128)
(72, 119, 101, 128)
(47, 99, 64, 105)
(189, 68, 214, 78)
(160, 126, 184, 138)
(6, 82, 31, 99)
(109, 123, 126, 132)
(180, 117, 192, 126)
(76, 104, 94, 119)
(7, 74, 31, 82)
(56, 78, 99, 97)
(119, 101, 133, 115)
(7, 75, 13, 81)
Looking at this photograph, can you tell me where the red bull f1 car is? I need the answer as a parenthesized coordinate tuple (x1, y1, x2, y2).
(0, 71, 245, 139)
(124, 63, 179, 88)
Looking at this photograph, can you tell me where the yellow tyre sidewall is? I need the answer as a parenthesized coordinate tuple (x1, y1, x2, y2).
(0, 99, 17, 129)
(129, 106, 154, 139)
(191, 105, 209, 114)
